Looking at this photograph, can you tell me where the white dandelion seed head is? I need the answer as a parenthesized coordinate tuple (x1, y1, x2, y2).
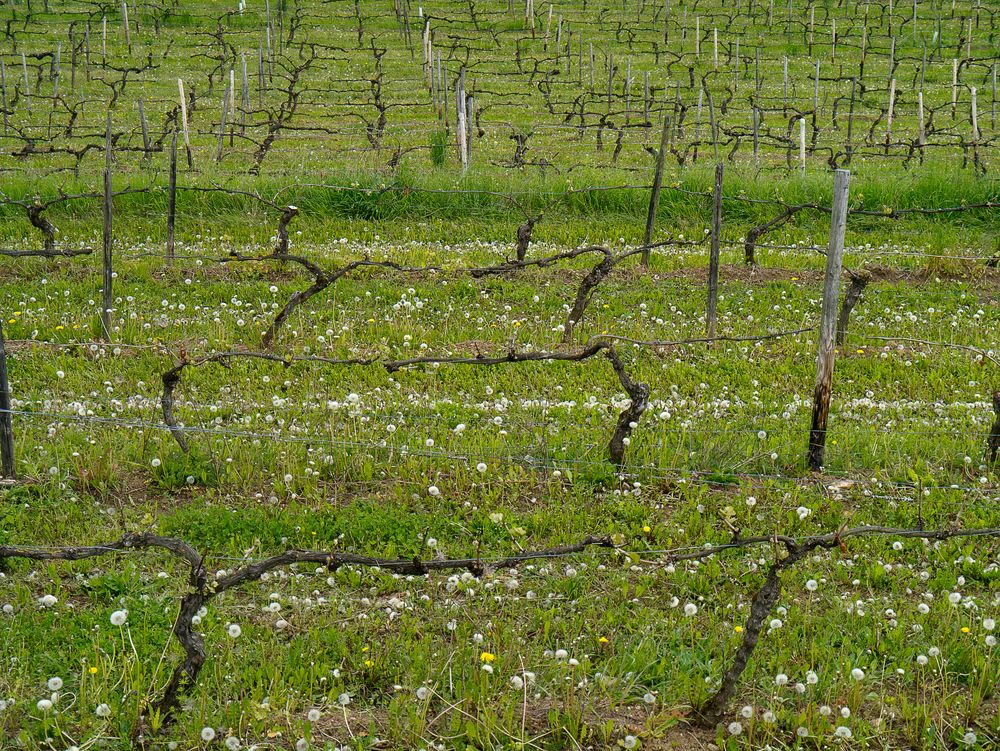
(110, 609, 128, 626)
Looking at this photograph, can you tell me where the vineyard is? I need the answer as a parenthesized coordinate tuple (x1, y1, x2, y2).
(0, 1, 999, 750)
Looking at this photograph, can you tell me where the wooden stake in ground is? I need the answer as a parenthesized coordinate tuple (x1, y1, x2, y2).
(137, 98, 150, 159)
(101, 112, 114, 342)
(178, 78, 192, 167)
(706, 162, 724, 339)
(0, 318, 14, 480)
(643, 111, 672, 261)
(167, 131, 177, 263)
(808, 169, 850, 471)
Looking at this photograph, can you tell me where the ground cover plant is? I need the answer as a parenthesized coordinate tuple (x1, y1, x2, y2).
(0, 1, 998, 750)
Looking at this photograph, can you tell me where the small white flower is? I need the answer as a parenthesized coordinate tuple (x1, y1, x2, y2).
(227, 623, 242, 639)
(797, 726, 809, 738)
(806, 670, 818, 685)
(225, 737, 241, 751)
(851, 668, 865, 681)
(834, 726, 852, 739)
(740, 705, 753, 719)
(415, 687, 430, 701)
(110, 609, 128, 626)
(476, 463, 487, 473)
(296, 740, 309, 751)
(769, 618, 783, 630)
(928, 647, 941, 658)
(643, 692, 655, 704)
(840, 707, 851, 718)
(796, 506, 811, 520)
(806, 579, 819, 591)
(38, 594, 58, 607)
(763, 710, 776, 724)
(307, 708, 322, 722)
(684, 603, 697, 617)
(150, 458, 161, 467)
(509, 675, 524, 690)
(775, 673, 788, 686)
(554, 648, 568, 660)
(338, 693, 351, 706)
(727, 722, 742, 736)
(916, 655, 928, 666)
(984, 618, 995, 631)
(963, 731, 977, 746)
(95, 703, 111, 717)
(623, 736, 638, 750)
(201, 727, 216, 742)
(47, 677, 63, 691)
(427, 485, 440, 496)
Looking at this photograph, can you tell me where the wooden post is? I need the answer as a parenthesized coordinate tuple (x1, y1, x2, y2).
(121, 1, 132, 53)
(21, 53, 30, 113)
(0, 62, 7, 133)
(988, 392, 1000, 463)
(808, 169, 850, 471)
(101, 112, 114, 342)
(799, 117, 806, 171)
(971, 86, 979, 142)
(167, 131, 177, 263)
(241, 52, 250, 133)
(643, 111, 672, 260)
(706, 162, 724, 339)
(216, 76, 230, 162)
(137, 98, 150, 159)
(178, 78, 192, 167)
(0, 319, 14, 480)
(917, 91, 926, 154)
(885, 78, 896, 153)
(952, 58, 958, 118)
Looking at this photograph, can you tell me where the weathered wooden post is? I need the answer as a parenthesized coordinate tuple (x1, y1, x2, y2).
(178, 78, 192, 167)
(808, 169, 850, 471)
(138, 98, 150, 159)
(642, 111, 672, 261)
(0, 319, 14, 480)
(167, 131, 177, 263)
(988, 392, 1000, 463)
(101, 112, 114, 341)
(706, 162, 724, 339)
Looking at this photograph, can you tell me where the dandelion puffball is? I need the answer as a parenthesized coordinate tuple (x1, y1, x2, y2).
(110, 610, 128, 626)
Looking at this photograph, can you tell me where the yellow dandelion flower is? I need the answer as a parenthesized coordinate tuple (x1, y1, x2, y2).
(734, 626, 744, 634)
(480, 652, 496, 663)
(88, 666, 98, 675)
(598, 637, 609, 644)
